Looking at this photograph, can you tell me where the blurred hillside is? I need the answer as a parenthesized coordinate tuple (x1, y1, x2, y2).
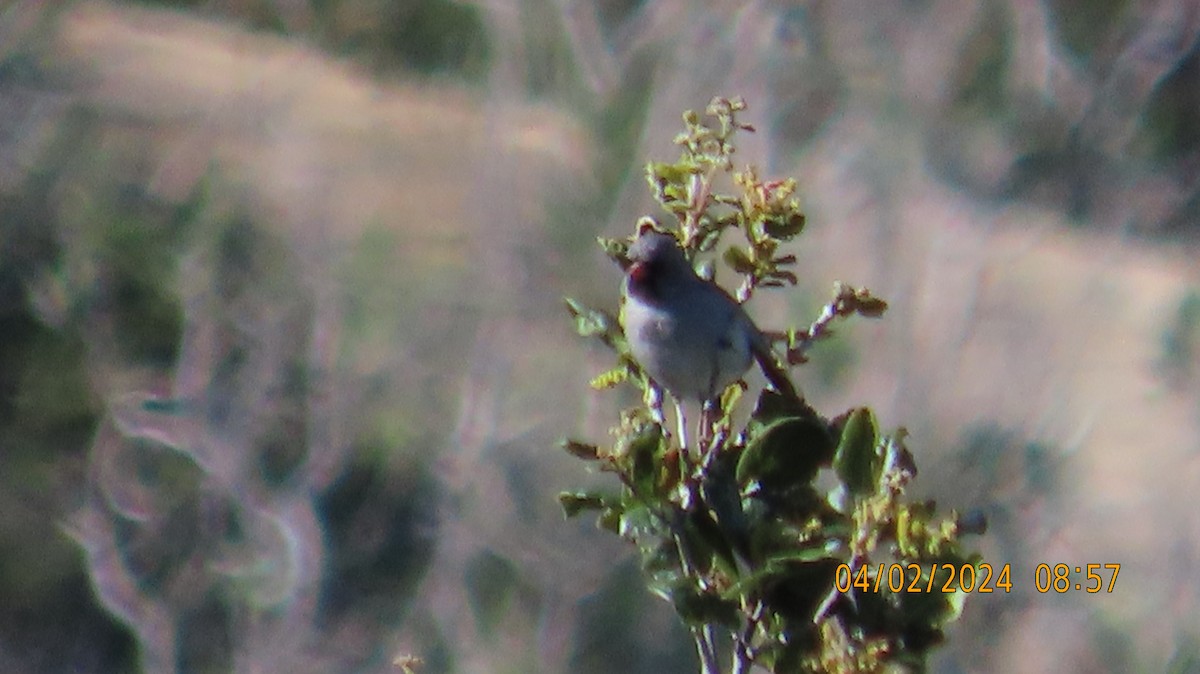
(0, 1, 1199, 673)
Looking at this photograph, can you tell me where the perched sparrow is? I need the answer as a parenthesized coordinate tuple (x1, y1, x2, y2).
(620, 229, 799, 404)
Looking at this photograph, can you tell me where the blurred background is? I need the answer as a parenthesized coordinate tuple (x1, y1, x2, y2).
(1, 0, 1198, 672)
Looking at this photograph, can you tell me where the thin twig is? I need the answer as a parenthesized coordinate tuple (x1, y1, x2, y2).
(672, 526, 720, 673)
(731, 599, 765, 674)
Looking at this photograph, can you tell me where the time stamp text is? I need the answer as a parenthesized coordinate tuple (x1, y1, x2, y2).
(835, 562, 1121, 594)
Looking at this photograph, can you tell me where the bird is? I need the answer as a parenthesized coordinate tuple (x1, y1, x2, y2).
(620, 227, 800, 410)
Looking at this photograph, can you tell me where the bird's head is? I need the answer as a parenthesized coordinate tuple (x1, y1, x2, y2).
(625, 227, 693, 296)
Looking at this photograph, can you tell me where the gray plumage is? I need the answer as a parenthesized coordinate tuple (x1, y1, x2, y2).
(621, 230, 797, 402)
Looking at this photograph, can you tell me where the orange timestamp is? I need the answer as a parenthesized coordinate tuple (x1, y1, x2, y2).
(835, 562, 1013, 594)
(1032, 563, 1120, 593)
(834, 562, 1122, 594)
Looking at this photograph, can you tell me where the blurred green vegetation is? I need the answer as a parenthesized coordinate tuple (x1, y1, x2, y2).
(1158, 289, 1200, 388)
(923, 0, 1200, 234)
(318, 0, 490, 79)
(1044, 0, 1131, 61)
(948, 1, 1011, 116)
(1168, 636, 1200, 674)
(132, 0, 492, 81)
(0, 115, 139, 674)
(569, 560, 695, 674)
(1139, 47, 1200, 164)
(462, 550, 522, 638)
(319, 440, 439, 626)
(0, 29, 448, 670)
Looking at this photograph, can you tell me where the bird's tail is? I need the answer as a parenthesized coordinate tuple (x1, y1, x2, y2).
(752, 343, 804, 408)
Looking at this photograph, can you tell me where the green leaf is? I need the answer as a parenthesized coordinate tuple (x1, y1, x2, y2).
(668, 580, 740, 627)
(723, 546, 837, 599)
(663, 184, 689, 204)
(564, 298, 616, 339)
(763, 212, 806, 239)
(560, 439, 601, 460)
(737, 417, 833, 488)
(589, 366, 629, 390)
(619, 424, 664, 497)
(894, 577, 958, 650)
(647, 161, 696, 186)
(746, 512, 834, 561)
(596, 236, 628, 267)
(617, 502, 659, 542)
(682, 506, 740, 578)
(767, 269, 798, 285)
(746, 388, 811, 431)
(833, 407, 881, 495)
(723, 245, 757, 274)
(895, 500, 947, 557)
(597, 506, 621, 533)
(718, 380, 744, 414)
(558, 491, 606, 517)
(700, 458, 749, 559)
(761, 558, 843, 621)
(896, 503, 916, 556)
(696, 225, 724, 252)
(858, 296, 889, 317)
